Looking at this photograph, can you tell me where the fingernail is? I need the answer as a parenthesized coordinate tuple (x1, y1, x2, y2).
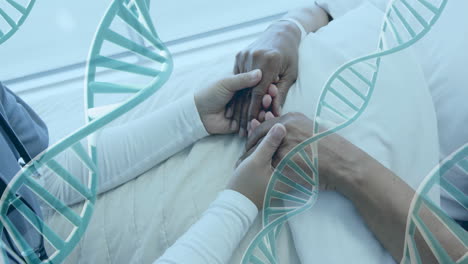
(239, 128, 246, 137)
(270, 85, 278, 97)
(259, 111, 266, 121)
(226, 107, 234, 118)
(271, 124, 286, 140)
(231, 120, 238, 131)
(265, 111, 275, 120)
(252, 69, 261, 80)
(263, 95, 272, 109)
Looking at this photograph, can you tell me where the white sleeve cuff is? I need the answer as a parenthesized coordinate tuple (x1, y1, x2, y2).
(179, 93, 209, 141)
(279, 18, 307, 41)
(154, 190, 258, 263)
(213, 190, 259, 224)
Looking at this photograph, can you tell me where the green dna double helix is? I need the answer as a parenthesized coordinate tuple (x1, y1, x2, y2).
(242, 0, 448, 263)
(0, 0, 173, 263)
(0, 0, 35, 45)
(402, 144, 468, 264)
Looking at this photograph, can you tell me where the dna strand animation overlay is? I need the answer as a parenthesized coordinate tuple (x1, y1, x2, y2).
(242, 0, 448, 263)
(0, 0, 35, 45)
(402, 144, 468, 264)
(0, 0, 173, 263)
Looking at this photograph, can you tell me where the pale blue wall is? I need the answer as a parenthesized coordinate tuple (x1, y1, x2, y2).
(0, 0, 310, 82)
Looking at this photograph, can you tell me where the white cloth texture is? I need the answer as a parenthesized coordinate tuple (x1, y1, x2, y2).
(44, 93, 208, 206)
(317, 0, 468, 222)
(46, 56, 300, 264)
(285, 2, 439, 264)
(46, 1, 444, 263)
(154, 190, 258, 264)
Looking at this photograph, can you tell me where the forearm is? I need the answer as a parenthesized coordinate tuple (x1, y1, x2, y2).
(335, 148, 465, 262)
(49, 94, 208, 206)
(262, 4, 330, 48)
(154, 190, 258, 263)
(282, 4, 331, 34)
(94, 94, 208, 195)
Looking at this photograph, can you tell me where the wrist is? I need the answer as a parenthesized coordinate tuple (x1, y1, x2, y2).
(333, 146, 374, 199)
(318, 135, 368, 194)
(193, 93, 213, 135)
(266, 21, 302, 46)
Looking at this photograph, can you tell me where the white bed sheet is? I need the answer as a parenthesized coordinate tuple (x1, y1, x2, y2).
(47, 3, 440, 263)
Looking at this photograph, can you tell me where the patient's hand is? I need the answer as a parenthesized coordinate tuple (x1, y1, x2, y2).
(228, 124, 286, 209)
(230, 21, 302, 136)
(243, 113, 313, 167)
(242, 112, 361, 191)
(195, 70, 262, 135)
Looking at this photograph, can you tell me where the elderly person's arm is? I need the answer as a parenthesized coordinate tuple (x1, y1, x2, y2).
(243, 113, 467, 263)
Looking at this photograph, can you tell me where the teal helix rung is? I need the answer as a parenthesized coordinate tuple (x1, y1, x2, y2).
(94, 55, 161, 77)
(24, 176, 83, 227)
(1, 0, 173, 263)
(89, 81, 142, 94)
(0, 0, 35, 45)
(380, 0, 447, 51)
(10, 198, 65, 250)
(86, 0, 172, 122)
(402, 144, 468, 264)
(71, 143, 98, 173)
(104, 30, 166, 63)
(242, 0, 448, 262)
(2, 215, 41, 263)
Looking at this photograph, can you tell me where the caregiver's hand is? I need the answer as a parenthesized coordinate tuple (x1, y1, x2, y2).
(195, 69, 262, 135)
(231, 21, 301, 134)
(243, 113, 313, 167)
(227, 124, 286, 209)
(243, 112, 364, 192)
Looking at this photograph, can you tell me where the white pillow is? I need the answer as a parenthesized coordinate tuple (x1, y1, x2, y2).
(318, 0, 468, 221)
(285, 3, 439, 264)
(315, 0, 389, 18)
(411, 1, 468, 221)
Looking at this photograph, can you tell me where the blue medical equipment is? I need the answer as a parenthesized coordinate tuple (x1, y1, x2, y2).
(242, 0, 449, 262)
(0, 0, 36, 45)
(0, 0, 173, 262)
(402, 144, 468, 264)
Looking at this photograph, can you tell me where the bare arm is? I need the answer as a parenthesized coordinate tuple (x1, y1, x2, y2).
(334, 145, 467, 263)
(245, 113, 467, 263)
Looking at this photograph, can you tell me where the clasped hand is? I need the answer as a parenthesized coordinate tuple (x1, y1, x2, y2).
(193, 19, 360, 209)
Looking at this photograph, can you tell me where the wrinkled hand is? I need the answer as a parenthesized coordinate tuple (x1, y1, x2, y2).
(228, 124, 287, 209)
(195, 70, 262, 135)
(241, 112, 362, 191)
(242, 113, 313, 167)
(230, 21, 302, 136)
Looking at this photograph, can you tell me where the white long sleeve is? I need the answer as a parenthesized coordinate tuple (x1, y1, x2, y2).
(46, 94, 209, 205)
(94, 94, 208, 196)
(154, 190, 258, 264)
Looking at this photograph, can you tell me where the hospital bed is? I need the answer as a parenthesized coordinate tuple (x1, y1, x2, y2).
(2, 0, 464, 263)
(47, 2, 442, 262)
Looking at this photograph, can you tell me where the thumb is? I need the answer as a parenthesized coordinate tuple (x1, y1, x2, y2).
(221, 69, 262, 93)
(253, 124, 287, 163)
